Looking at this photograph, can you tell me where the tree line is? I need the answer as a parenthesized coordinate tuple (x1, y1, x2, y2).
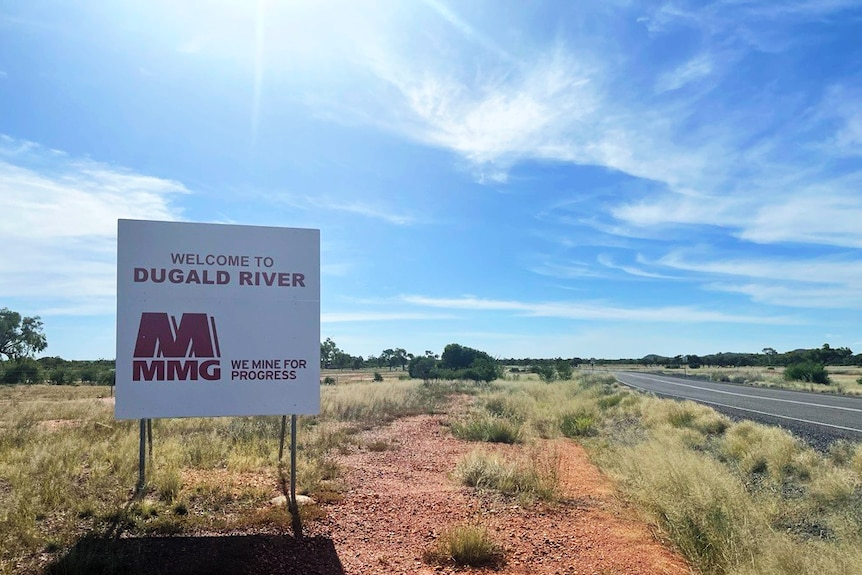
(3, 307, 861, 385)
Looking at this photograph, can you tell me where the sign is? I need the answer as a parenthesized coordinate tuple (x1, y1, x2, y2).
(115, 220, 320, 419)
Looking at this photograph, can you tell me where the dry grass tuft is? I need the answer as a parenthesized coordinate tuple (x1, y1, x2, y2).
(423, 523, 505, 568)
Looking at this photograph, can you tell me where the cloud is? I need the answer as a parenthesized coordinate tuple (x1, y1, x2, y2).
(655, 53, 714, 93)
(656, 250, 862, 308)
(815, 84, 862, 157)
(371, 46, 599, 172)
(608, 174, 862, 249)
(312, 1, 862, 255)
(316, 200, 414, 226)
(528, 260, 607, 280)
(597, 254, 678, 279)
(739, 188, 862, 248)
(401, 295, 793, 325)
(322, 311, 456, 323)
(706, 283, 862, 309)
(0, 135, 186, 314)
(272, 194, 415, 226)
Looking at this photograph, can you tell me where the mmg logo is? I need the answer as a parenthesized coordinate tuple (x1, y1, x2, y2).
(132, 313, 222, 381)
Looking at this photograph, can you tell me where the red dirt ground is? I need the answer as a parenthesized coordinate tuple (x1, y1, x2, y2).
(300, 412, 694, 575)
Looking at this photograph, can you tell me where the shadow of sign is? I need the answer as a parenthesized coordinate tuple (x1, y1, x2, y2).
(45, 534, 345, 575)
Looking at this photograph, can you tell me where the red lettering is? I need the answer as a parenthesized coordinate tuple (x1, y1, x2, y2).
(132, 360, 165, 381)
(167, 359, 196, 380)
(133, 313, 219, 358)
(200, 360, 220, 380)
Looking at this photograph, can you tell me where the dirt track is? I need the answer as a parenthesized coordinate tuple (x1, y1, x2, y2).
(301, 412, 693, 574)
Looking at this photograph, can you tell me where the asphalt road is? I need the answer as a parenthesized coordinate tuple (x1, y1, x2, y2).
(613, 371, 862, 448)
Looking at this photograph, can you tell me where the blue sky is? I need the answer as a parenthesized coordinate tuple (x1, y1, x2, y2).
(1, 0, 861, 361)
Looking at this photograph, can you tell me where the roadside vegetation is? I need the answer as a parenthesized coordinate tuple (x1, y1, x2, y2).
(449, 372, 862, 575)
(5, 365, 862, 575)
(0, 374, 456, 575)
(423, 523, 505, 568)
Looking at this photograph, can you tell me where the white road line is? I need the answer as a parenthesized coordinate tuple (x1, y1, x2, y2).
(617, 372, 862, 414)
(618, 379, 862, 434)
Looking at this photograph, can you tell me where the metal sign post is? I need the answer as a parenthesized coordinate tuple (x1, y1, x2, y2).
(278, 415, 287, 461)
(290, 414, 298, 511)
(136, 418, 154, 494)
(277, 413, 301, 535)
(136, 419, 146, 493)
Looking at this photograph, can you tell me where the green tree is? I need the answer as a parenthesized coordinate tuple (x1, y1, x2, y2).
(394, 348, 409, 371)
(0, 308, 47, 360)
(536, 363, 556, 383)
(333, 351, 352, 370)
(408, 355, 438, 380)
(441, 343, 488, 370)
(320, 337, 339, 368)
(381, 348, 395, 371)
(554, 358, 573, 380)
(1, 357, 43, 384)
(784, 361, 830, 385)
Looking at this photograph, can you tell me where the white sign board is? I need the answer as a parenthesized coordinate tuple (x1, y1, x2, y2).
(115, 220, 320, 419)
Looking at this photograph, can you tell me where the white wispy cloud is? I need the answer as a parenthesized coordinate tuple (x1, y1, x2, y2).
(322, 311, 456, 323)
(374, 47, 598, 171)
(655, 53, 714, 93)
(655, 250, 862, 308)
(528, 260, 606, 280)
(0, 136, 186, 314)
(597, 254, 678, 279)
(815, 84, 862, 157)
(274, 194, 415, 226)
(740, 187, 862, 248)
(401, 295, 793, 324)
(319, 1, 862, 253)
(706, 283, 862, 309)
(658, 251, 862, 284)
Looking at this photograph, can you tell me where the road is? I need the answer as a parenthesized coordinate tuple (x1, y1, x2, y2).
(613, 371, 862, 447)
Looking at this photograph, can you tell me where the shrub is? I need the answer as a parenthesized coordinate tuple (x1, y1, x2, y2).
(559, 410, 597, 437)
(454, 449, 558, 502)
(720, 421, 811, 482)
(373, 371, 383, 382)
(155, 468, 183, 503)
(322, 376, 336, 385)
(450, 414, 522, 444)
(597, 393, 624, 410)
(423, 524, 504, 567)
(784, 361, 830, 384)
(536, 364, 556, 383)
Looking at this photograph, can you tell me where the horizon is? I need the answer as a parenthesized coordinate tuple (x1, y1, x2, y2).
(25, 342, 856, 365)
(2, 1, 861, 360)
